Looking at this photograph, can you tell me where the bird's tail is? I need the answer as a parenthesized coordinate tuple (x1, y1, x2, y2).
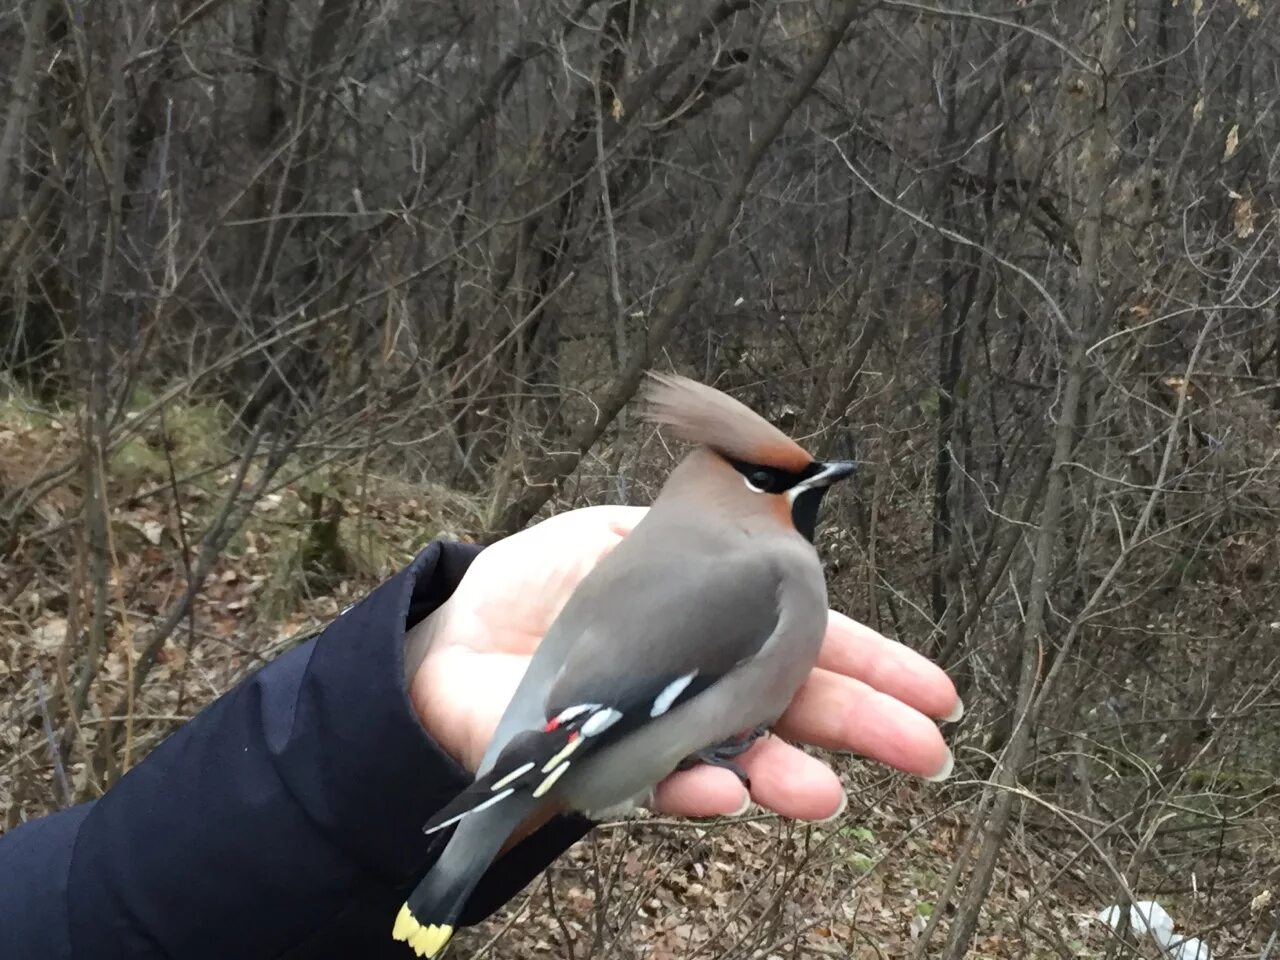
(393, 795, 538, 958)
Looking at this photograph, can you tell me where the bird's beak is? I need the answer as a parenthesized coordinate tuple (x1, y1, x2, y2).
(813, 460, 857, 486)
(788, 460, 857, 502)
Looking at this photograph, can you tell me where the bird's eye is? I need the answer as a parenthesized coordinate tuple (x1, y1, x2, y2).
(746, 469, 773, 493)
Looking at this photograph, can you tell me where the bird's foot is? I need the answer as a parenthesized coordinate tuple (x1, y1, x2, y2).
(678, 724, 770, 790)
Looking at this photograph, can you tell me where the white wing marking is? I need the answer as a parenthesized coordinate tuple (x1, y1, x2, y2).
(423, 788, 515, 835)
(650, 671, 697, 718)
(580, 707, 623, 737)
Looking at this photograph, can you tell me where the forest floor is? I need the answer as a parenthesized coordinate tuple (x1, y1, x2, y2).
(0, 394, 1266, 960)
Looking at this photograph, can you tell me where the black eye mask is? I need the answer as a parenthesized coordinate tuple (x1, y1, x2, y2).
(727, 459, 841, 543)
(728, 459, 825, 494)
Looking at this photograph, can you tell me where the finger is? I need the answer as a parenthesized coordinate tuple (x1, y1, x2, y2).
(649, 764, 750, 818)
(648, 739, 846, 822)
(738, 736, 846, 820)
(819, 611, 962, 721)
(775, 668, 954, 780)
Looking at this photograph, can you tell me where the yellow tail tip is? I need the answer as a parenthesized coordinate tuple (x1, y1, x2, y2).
(392, 905, 418, 942)
(391, 904, 453, 957)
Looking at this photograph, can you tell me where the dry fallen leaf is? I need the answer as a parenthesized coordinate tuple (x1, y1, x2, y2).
(1224, 123, 1240, 161)
(1232, 195, 1255, 238)
(30, 618, 69, 653)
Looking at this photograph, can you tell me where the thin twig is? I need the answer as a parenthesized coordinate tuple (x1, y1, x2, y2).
(32, 667, 71, 808)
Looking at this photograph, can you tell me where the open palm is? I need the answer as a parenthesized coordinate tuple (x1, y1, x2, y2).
(408, 505, 958, 822)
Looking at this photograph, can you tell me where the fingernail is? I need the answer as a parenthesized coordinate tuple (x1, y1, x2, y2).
(925, 747, 954, 783)
(730, 792, 753, 817)
(943, 696, 965, 723)
(815, 790, 848, 823)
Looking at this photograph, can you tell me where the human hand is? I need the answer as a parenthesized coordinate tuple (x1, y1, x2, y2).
(409, 505, 958, 824)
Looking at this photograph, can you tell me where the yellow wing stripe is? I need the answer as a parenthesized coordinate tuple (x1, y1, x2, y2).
(489, 761, 534, 792)
(540, 735, 584, 773)
(532, 760, 571, 798)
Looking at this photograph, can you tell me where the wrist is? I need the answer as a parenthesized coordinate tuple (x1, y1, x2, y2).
(407, 603, 463, 767)
(407, 601, 488, 773)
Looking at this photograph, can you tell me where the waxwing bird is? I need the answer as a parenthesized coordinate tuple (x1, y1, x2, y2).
(393, 373, 857, 957)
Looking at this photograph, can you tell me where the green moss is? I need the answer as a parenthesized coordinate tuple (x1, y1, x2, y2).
(106, 395, 231, 492)
(846, 852, 875, 873)
(109, 435, 168, 483)
(126, 384, 159, 411)
(0, 376, 57, 430)
(165, 400, 228, 472)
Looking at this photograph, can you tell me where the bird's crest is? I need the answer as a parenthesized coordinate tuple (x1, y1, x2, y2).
(641, 372, 812, 472)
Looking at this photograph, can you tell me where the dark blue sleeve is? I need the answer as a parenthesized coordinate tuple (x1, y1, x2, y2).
(0, 540, 592, 960)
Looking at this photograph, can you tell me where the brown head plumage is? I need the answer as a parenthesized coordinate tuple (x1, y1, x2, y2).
(641, 372, 813, 472)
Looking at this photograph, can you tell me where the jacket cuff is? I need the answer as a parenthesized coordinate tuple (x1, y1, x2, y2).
(272, 539, 487, 881)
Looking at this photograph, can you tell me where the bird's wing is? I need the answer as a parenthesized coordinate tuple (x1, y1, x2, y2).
(475, 530, 783, 774)
(425, 553, 785, 834)
(544, 550, 784, 714)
